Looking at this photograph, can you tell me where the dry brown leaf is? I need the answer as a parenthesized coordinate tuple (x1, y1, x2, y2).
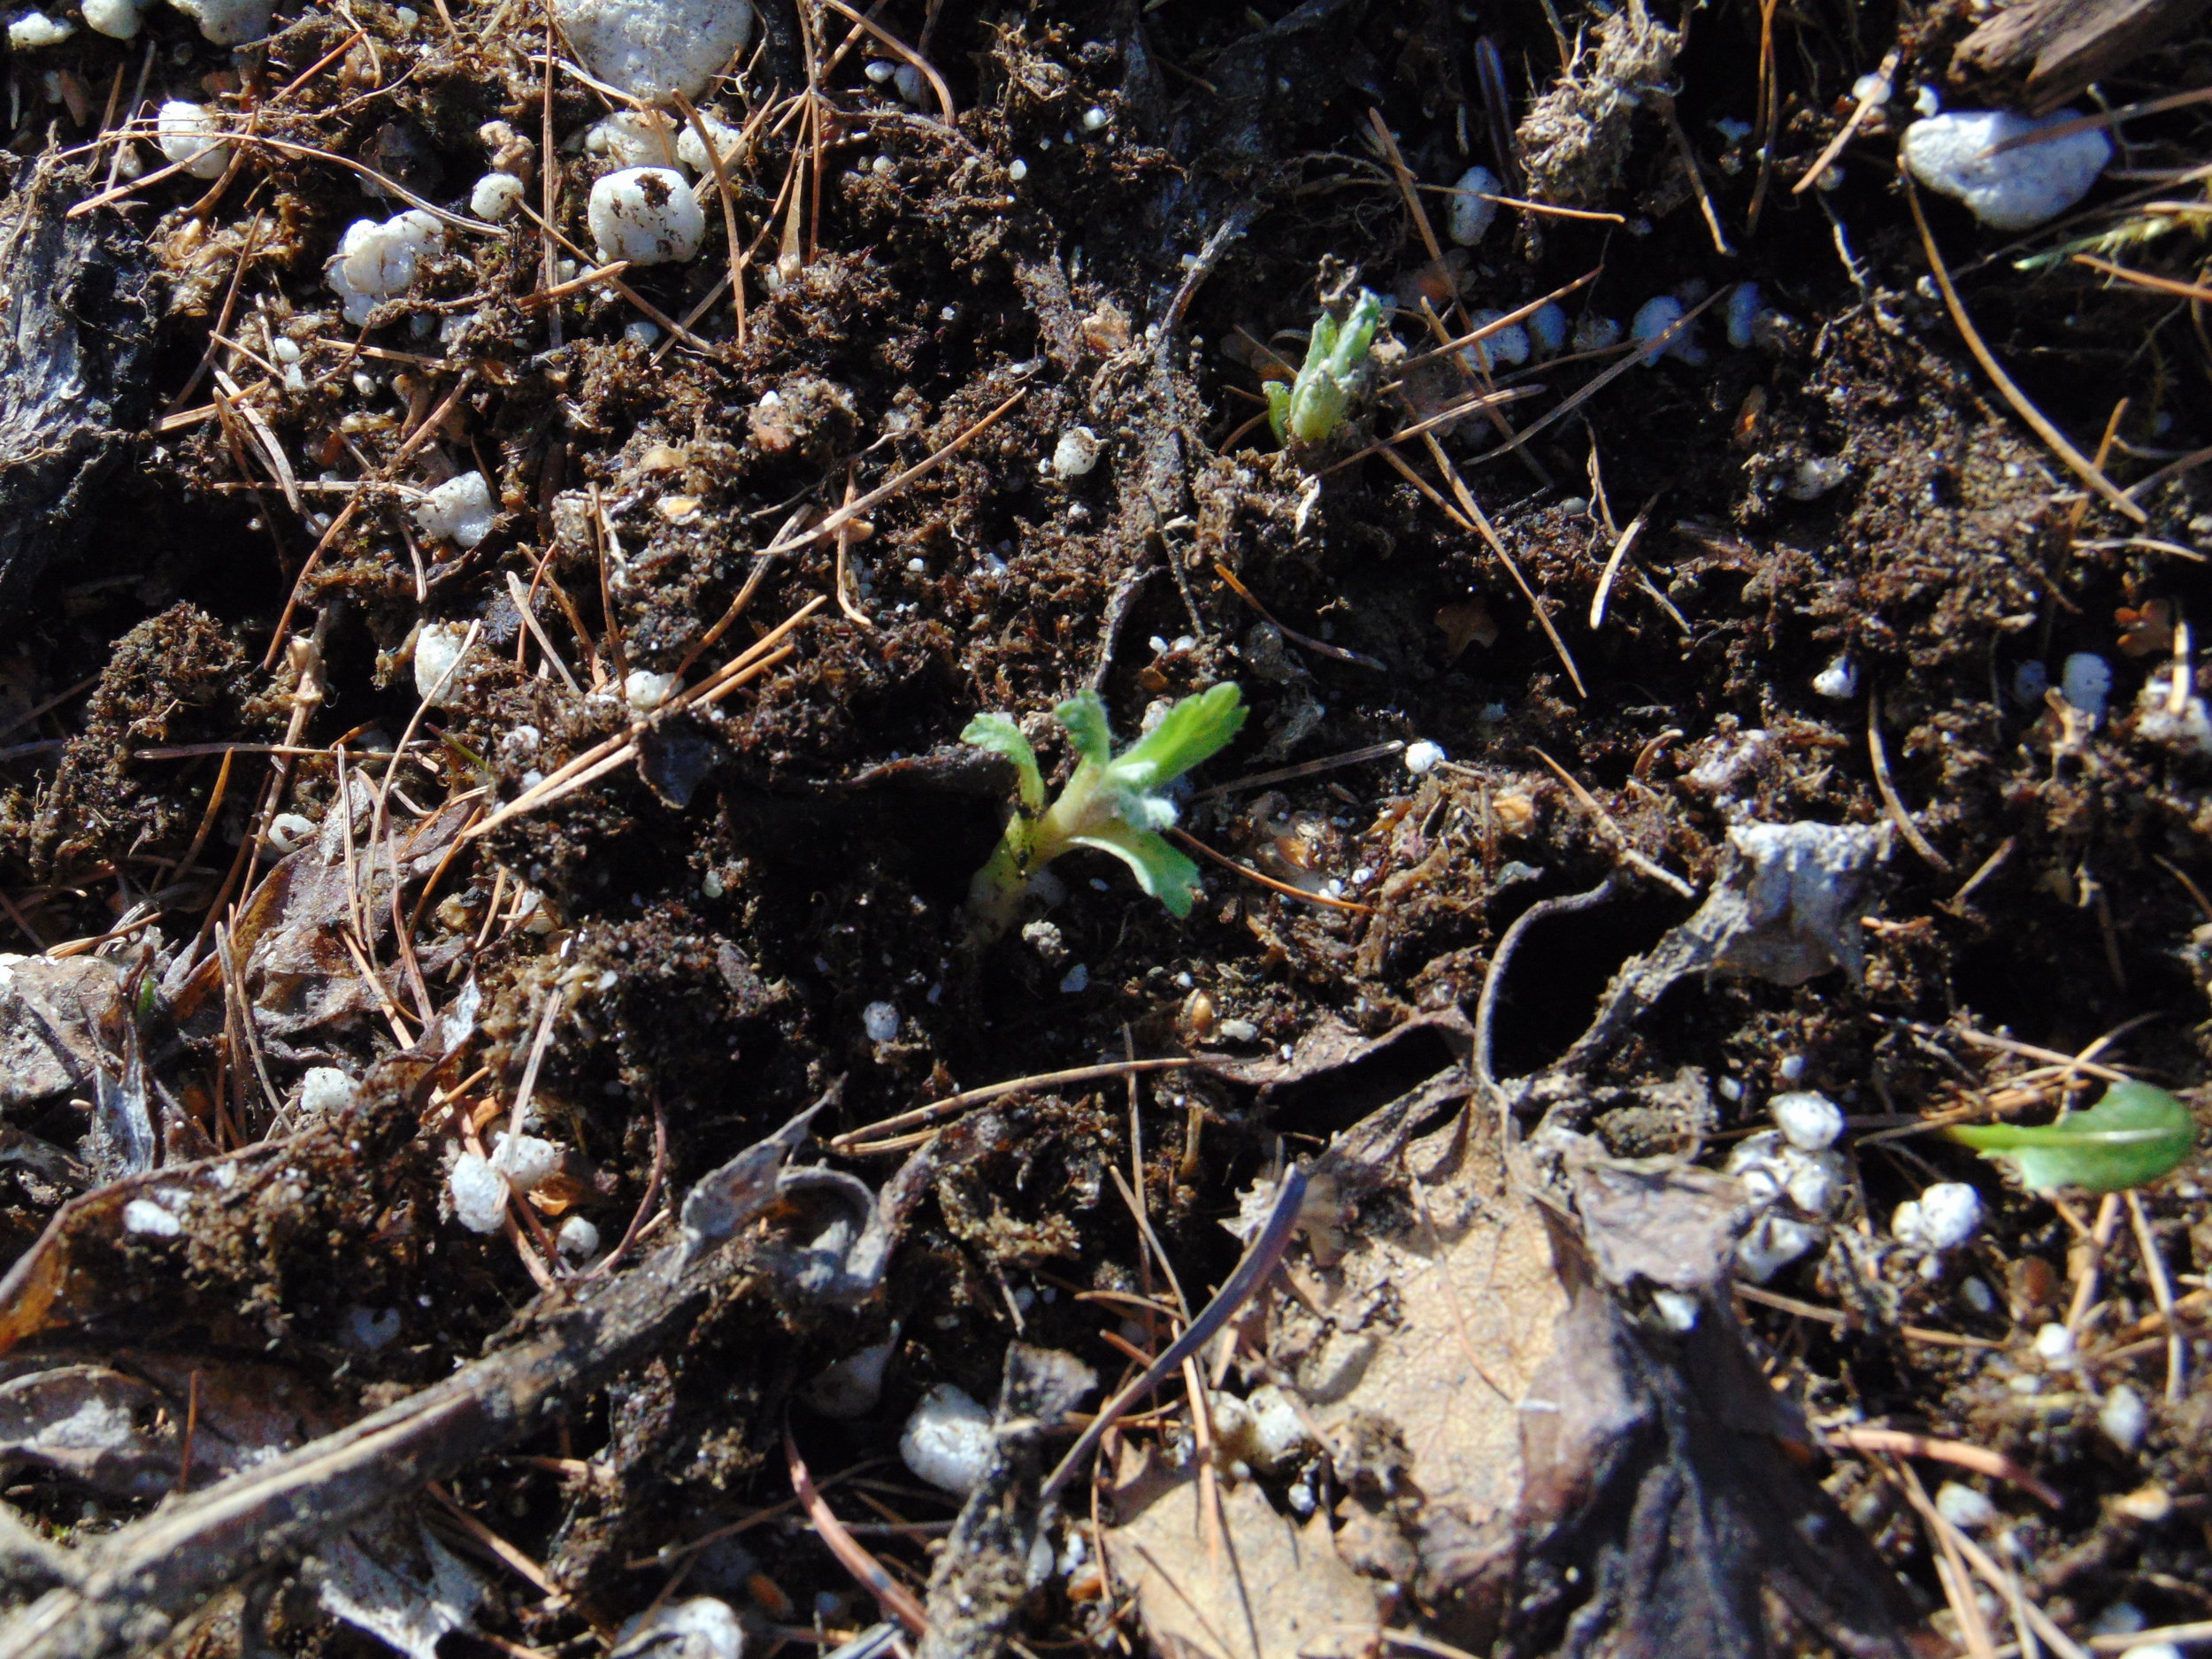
(1435, 599, 1500, 661)
(1104, 1451, 1380, 1659)
(0, 954, 127, 1110)
(1270, 1109, 1568, 1635)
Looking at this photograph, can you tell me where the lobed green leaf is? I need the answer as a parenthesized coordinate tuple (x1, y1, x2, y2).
(1110, 682, 1248, 793)
(960, 713, 1046, 813)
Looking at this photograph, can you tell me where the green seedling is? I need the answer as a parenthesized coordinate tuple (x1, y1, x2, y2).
(1266, 288, 1385, 447)
(1949, 1080, 2196, 1194)
(962, 684, 1247, 943)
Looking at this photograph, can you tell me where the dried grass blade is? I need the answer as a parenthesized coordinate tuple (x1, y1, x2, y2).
(1901, 165, 2146, 524)
(785, 1429, 928, 1636)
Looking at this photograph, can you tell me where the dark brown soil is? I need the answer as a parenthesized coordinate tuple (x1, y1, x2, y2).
(3, 0, 2212, 1653)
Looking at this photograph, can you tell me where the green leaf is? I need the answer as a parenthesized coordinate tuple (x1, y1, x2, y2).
(1325, 289, 1384, 380)
(1054, 691, 1114, 767)
(1110, 683, 1247, 793)
(1067, 820, 1204, 916)
(1949, 1081, 2196, 1194)
(960, 713, 1045, 813)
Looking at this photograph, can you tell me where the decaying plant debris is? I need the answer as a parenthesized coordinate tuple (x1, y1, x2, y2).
(1, 0, 2211, 1653)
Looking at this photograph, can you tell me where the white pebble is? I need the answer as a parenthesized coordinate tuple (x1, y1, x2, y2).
(588, 167, 705, 265)
(1812, 655, 1858, 701)
(1918, 1182, 1983, 1250)
(168, 0, 270, 44)
(2062, 651, 2113, 722)
(1630, 296, 1686, 365)
(1727, 1130, 1788, 1207)
(1528, 302, 1567, 356)
(122, 1198, 182, 1237)
(1463, 311, 1530, 372)
(1785, 1150, 1845, 1217)
(1778, 1053, 1807, 1082)
(1934, 1481, 1996, 1531)
(808, 1336, 897, 1417)
(449, 1151, 510, 1233)
(899, 1383, 995, 1494)
(1725, 281, 1762, 349)
(1051, 426, 1102, 479)
(1902, 110, 2111, 231)
(326, 209, 444, 326)
(1402, 739, 1445, 775)
(586, 109, 680, 170)
(1652, 1289, 1701, 1331)
(625, 668, 678, 713)
(156, 100, 232, 180)
(2100, 1383, 2147, 1453)
(2033, 1321, 2076, 1363)
(7, 10, 73, 46)
(80, 0, 142, 36)
(2120, 1647, 2181, 1659)
(265, 811, 317, 855)
(616, 1598, 746, 1659)
(1244, 1384, 1316, 1470)
(1770, 1089, 1844, 1152)
(1008, 157, 1028, 182)
(1891, 1199, 1924, 1247)
(556, 1215, 602, 1259)
(676, 111, 744, 177)
(552, 0, 756, 102)
(298, 1067, 358, 1117)
(1083, 106, 1110, 131)
(862, 1001, 900, 1043)
(346, 1306, 403, 1348)
(412, 621, 473, 705)
(893, 63, 926, 106)
(414, 471, 496, 549)
(1447, 165, 1501, 245)
(1735, 1212, 1820, 1283)
(470, 172, 527, 222)
(1961, 1277, 1996, 1314)
(1059, 964, 1089, 994)
(491, 1133, 559, 1194)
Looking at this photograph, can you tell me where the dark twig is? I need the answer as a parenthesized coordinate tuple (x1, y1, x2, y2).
(1039, 1164, 1308, 1504)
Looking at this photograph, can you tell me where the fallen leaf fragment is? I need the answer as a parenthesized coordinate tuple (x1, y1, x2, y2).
(1104, 1449, 1381, 1659)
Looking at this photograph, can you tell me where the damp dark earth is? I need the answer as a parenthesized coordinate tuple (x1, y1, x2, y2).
(3, 0, 2212, 1655)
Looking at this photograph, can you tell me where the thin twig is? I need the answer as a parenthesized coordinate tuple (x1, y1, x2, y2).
(1901, 164, 2146, 525)
(829, 1058, 1193, 1151)
(1040, 1165, 1308, 1503)
(1867, 689, 1954, 873)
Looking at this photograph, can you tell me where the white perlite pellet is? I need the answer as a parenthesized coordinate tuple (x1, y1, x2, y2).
(156, 100, 231, 180)
(1770, 1089, 1844, 1152)
(588, 167, 706, 265)
(552, 0, 755, 102)
(414, 471, 495, 549)
(1902, 110, 2110, 231)
(899, 1383, 995, 1494)
(449, 1151, 509, 1233)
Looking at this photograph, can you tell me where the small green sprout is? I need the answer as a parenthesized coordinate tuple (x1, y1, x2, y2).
(1948, 1080, 2196, 1194)
(962, 684, 1247, 943)
(1266, 288, 1385, 447)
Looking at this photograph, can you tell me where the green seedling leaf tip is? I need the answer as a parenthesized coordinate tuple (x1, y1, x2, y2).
(961, 683, 1244, 942)
(1948, 1080, 2195, 1194)
(1268, 288, 1386, 448)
